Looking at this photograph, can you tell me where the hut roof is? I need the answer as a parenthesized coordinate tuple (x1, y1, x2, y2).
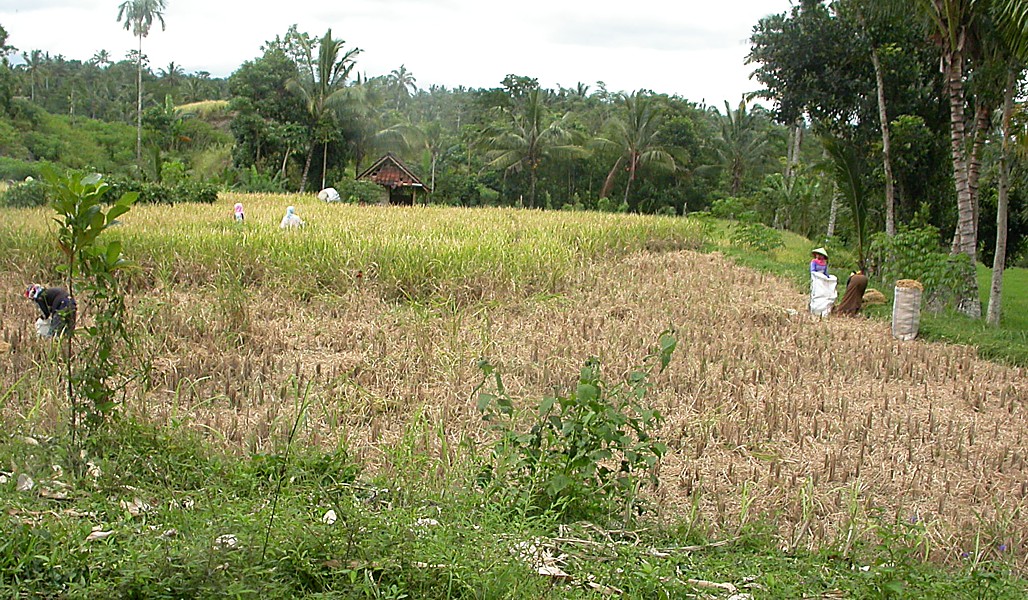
(356, 153, 427, 190)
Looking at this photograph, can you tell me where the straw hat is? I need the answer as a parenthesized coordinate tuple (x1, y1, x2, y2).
(811, 247, 828, 258)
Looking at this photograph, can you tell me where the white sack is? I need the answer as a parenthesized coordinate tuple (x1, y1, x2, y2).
(892, 286, 923, 341)
(35, 317, 53, 338)
(317, 187, 341, 202)
(809, 272, 838, 317)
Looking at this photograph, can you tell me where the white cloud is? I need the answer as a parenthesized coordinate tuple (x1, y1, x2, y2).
(0, 0, 793, 105)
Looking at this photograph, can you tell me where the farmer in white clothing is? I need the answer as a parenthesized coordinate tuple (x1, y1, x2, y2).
(280, 206, 304, 229)
(808, 247, 837, 317)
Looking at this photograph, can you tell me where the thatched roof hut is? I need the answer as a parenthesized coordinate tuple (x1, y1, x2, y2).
(356, 153, 429, 205)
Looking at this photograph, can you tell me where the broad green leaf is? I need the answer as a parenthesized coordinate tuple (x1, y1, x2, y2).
(476, 392, 495, 413)
(547, 474, 571, 495)
(576, 383, 599, 402)
(107, 204, 131, 224)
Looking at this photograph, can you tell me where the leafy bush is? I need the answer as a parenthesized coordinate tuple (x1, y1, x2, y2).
(867, 224, 969, 307)
(731, 221, 784, 253)
(428, 171, 480, 206)
(597, 196, 629, 213)
(230, 165, 288, 193)
(107, 178, 219, 205)
(475, 331, 677, 522)
(0, 178, 48, 207)
(332, 178, 383, 204)
(0, 156, 47, 180)
(710, 196, 747, 220)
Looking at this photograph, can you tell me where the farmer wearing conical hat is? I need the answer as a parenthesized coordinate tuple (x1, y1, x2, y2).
(808, 248, 837, 317)
(809, 247, 829, 277)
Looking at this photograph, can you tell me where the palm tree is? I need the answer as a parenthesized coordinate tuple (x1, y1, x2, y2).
(860, 0, 1028, 317)
(821, 135, 869, 268)
(708, 99, 771, 196)
(336, 81, 385, 177)
(159, 62, 183, 84)
(117, 0, 167, 164)
(919, 0, 1028, 317)
(986, 0, 1028, 325)
(89, 50, 112, 69)
(483, 88, 583, 208)
(21, 49, 43, 102)
(386, 64, 416, 110)
(596, 92, 676, 208)
(286, 28, 360, 192)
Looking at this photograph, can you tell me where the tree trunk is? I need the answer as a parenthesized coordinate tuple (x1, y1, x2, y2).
(826, 192, 839, 241)
(321, 140, 328, 190)
(430, 152, 437, 191)
(943, 47, 981, 318)
(785, 120, 802, 182)
(623, 153, 638, 209)
(967, 102, 990, 232)
(298, 142, 314, 193)
(136, 34, 144, 165)
(529, 166, 538, 209)
(601, 156, 624, 200)
(954, 101, 991, 252)
(280, 143, 290, 179)
(987, 67, 1017, 327)
(871, 46, 897, 237)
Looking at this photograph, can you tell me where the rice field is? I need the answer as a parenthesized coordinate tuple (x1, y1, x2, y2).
(1, 192, 1026, 569)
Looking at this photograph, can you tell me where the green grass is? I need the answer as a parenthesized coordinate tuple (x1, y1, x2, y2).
(911, 265, 1028, 365)
(1, 422, 1022, 599)
(707, 220, 1028, 367)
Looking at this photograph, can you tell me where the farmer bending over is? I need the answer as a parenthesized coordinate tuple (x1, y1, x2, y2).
(24, 283, 77, 337)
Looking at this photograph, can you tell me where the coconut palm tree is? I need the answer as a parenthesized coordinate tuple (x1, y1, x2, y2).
(596, 92, 676, 208)
(483, 88, 583, 208)
(286, 28, 361, 192)
(386, 64, 416, 110)
(986, 0, 1028, 325)
(920, 0, 1028, 317)
(89, 49, 112, 69)
(117, 0, 167, 164)
(21, 49, 44, 102)
(707, 99, 771, 196)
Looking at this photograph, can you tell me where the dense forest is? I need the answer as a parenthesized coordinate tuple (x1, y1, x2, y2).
(1, 1, 1027, 315)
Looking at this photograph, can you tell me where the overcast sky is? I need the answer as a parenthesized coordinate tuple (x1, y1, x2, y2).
(0, 0, 794, 106)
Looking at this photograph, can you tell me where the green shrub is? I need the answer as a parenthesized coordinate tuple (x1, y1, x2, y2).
(231, 165, 288, 193)
(710, 196, 746, 220)
(0, 178, 48, 207)
(597, 196, 630, 213)
(107, 178, 219, 205)
(731, 220, 784, 253)
(333, 178, 384, 204)
(868, 225, 969, 307)
(0, 156, 41, 180)
(475, 331, 677, 523)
